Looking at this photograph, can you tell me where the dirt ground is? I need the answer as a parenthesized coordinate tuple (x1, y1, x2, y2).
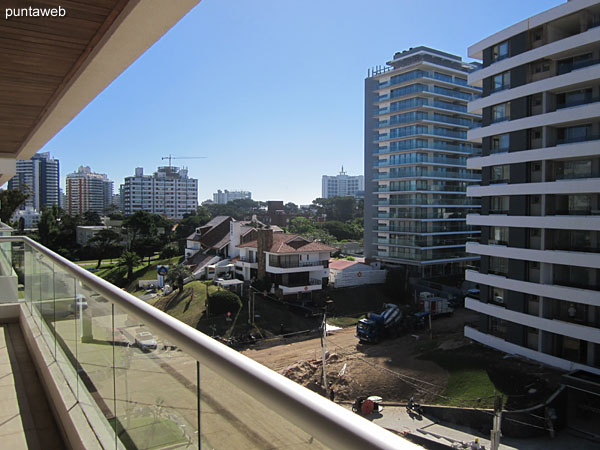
(243, 309, 479, 403)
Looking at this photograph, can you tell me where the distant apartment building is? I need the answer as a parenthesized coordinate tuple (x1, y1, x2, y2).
(321, 167, 364, 198)
(65, 166, 113, 216)
(464, 1, 600, 375)
(364, 47, 482, 279)
(121, 166, 198, 219)
(213, 189, 252, 204)
(7, 151, 59, 211)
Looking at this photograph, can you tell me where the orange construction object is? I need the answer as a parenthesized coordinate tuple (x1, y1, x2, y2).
(361, 399, 374, 415)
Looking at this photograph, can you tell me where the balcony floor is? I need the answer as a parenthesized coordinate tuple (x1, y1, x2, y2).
(0, 323, 64, 449)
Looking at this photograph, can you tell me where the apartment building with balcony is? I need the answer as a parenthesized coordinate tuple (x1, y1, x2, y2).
(364, 46, 482, 279)
(7, 152, 60, 212)
(120, 166, 198, 219)
(237, 229, 334, 299)
(465, 0, 600, 375)
(0, 2, 413, 448)
(65, 166, 113, 216)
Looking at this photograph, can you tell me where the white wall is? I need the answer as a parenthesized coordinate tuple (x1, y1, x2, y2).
(330, 269, 387, 288)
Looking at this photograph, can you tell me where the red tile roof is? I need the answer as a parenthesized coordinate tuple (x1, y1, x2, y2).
(329, 259, 361, 271)
(237, 233, 336, 253)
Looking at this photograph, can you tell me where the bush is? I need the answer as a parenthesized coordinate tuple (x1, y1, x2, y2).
(207, 289, 242, 315)
(160, 243, 179, 259)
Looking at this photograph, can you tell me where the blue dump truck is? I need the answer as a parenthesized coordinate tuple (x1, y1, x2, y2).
(356, 304, 403, 344)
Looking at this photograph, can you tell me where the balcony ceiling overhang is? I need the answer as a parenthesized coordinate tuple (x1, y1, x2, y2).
(0, 0, 200, 185)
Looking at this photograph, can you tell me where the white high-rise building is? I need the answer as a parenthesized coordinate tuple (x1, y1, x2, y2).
(465, 0, 600, 375)
(65, 166, 113, 216)
(7, 152, 59, 211)
(364, 47, 482, 278)
(121, 166, 198, 219)
(213, 189, 252, 204)
(321, 167, 364, 199)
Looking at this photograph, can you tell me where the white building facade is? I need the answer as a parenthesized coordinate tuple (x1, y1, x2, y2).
(364, 47, 482, 279)
(213, 189, 252, 204)
(7, 152, 59, 211)
(465, 0, 600, 375)
(321, 167, 364, 199)
(65, 166, 113, 216)
(121, 166, 198, 219)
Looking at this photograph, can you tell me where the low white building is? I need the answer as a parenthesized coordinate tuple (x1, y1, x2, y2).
(328, 259, 386, 288)
(76, 225, 107, 246)
(236, 229, 335, 299)
(11, 207, 41, 229)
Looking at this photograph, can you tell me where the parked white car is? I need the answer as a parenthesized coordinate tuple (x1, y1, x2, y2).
(135, 331, 157, 351)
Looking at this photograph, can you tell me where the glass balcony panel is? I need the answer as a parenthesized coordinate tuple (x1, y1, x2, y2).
(52, 263, 80, 401)
(198, 364, 329, 449)
(113, 303, 199, 449)
(39, 257, 56, 357)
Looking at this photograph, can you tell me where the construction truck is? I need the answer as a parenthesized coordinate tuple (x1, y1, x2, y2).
(418, 292, 454, 317)
(356, 303, 403, 344)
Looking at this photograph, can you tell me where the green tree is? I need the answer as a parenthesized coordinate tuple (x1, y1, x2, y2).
(132, 236, 161, 266)
(165, 263, 191, 293)
(287, 217, 335, 243)
(312, 196, 356, 222)
(88, 228, 122, 268)
(37, 205, 61, 248)
(284, 202, 299, 214)
(82, 210, 102, 226)
(123, 210, 170, 241)
(0, 189, 29, 224)
(118, 250, 141, 282)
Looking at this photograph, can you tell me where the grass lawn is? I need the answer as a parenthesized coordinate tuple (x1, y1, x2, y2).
(94, 256, 183, 290)
(419, 347, 500, 408)
(149, 281, 217, 327)
(112, 416, 187, 449)
(327, 314, 365, 328)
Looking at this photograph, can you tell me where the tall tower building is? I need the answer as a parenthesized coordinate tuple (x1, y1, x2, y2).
(121, 166, 198, 219)
(364, 47, 482, 279)
(465, 1, 600, 374)
(65, 166, 113, 216)
(8, 151, 60, 211)
(321, 167, 364, 198)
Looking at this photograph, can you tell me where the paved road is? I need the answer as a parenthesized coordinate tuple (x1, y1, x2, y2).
(349, 405, 599, 450)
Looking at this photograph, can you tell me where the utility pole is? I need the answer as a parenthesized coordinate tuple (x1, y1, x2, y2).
(490, 393, 503, 450)
(321, 308, 328, 397)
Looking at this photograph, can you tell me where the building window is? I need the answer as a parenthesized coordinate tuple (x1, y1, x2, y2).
(554, 159, 593, 180)
(491, 286, 505, 305)
(490, 165, 510, 184)
(491, 134, 509, 153)
(526, 327, 538, 350)
(526, 295, 540, 316)
(492, 71, 510, 92)
(489, 257, 509, 276)
(489, 226, 508, 245)
(490, 196, 509, 214)
(557, 124, 592, 144)
(489, 317, 507, 339)
(492, 41, 509, 62)
(491, 102, 510, 123)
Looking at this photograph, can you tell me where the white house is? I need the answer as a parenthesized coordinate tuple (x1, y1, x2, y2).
(328, 259, 387, 288)
(236, 229, 335, 300)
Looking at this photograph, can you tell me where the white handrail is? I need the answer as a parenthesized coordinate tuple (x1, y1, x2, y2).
(1, 236, 417, 449)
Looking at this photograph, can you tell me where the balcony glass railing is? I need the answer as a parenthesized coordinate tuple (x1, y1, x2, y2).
(379, 69, 481, 92)
(374, 169, 479, 180)
(556, 134, 600, 145)
(374, 154, 467, 167)
(0, 236, 407, 450)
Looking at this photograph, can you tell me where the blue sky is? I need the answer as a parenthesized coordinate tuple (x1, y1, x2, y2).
(41, 0, 563, 205)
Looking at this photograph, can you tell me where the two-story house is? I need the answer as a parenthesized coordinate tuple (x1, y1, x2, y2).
(237, 228, 335, 300)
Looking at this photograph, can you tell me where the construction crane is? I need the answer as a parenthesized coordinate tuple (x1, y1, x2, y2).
(161, 155, 207, 167)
